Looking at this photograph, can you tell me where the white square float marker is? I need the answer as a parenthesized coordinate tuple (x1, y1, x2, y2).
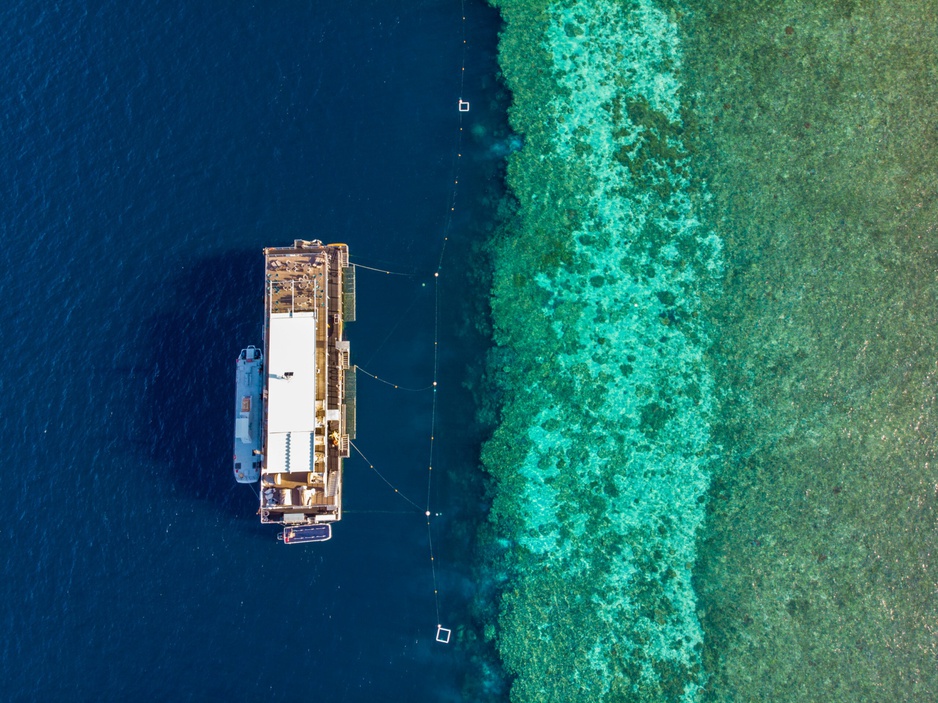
(458, 100, 470, 112)
(436, 625, 452, 644)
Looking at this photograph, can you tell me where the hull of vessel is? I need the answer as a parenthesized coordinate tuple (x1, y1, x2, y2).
(258, 240, 355, 537)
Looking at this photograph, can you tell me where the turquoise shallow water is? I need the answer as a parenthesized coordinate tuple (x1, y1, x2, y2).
(478, 1, 718, 699)
(476, 0, 938, 700)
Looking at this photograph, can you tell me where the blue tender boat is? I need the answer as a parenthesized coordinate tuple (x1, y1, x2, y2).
(233, 345, 264, 483)
(279, 524, 333, 544)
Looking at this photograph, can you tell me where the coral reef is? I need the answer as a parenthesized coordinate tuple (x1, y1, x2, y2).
(481, 1, 720, 699)
(679, 0, 938, 700)
(482, 0, 938, 699)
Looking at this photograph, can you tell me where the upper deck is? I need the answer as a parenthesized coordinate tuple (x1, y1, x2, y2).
(259, 240, 355, 528)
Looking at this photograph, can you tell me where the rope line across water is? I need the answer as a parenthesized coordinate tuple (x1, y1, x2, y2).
(356, 365, 436, 392)
(349, 261, 420, 277)
(350, 440, 423, 512)
(350, 0, 469, 642)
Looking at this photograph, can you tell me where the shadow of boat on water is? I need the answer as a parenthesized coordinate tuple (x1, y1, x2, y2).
(142, 248, 265, 520)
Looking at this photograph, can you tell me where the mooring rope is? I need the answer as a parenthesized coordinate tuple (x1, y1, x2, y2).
(350, 440, 423, 512)
(350, 261, 419, 277)
(350, 0, 470, 642)
(357, 365, 436, 392)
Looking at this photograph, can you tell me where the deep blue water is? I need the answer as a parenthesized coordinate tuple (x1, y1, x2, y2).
(0, 2, 502, 700)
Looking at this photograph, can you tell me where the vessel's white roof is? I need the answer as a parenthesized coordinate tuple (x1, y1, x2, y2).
(266, 312, 317, 473)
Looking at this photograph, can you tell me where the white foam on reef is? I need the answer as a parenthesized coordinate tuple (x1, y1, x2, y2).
(501, 1, 724, 699)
